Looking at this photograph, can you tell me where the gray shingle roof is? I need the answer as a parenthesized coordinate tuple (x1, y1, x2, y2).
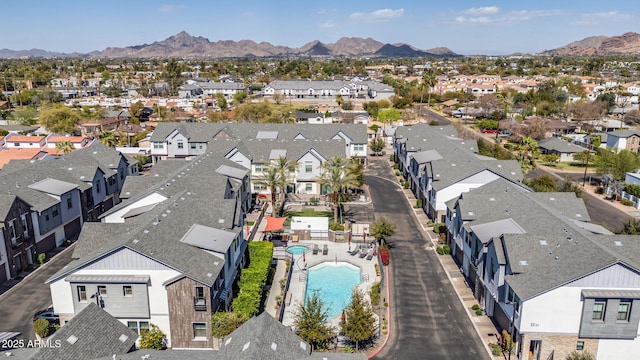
(538, 137, 585, 154)
(28, 303, 137, 360)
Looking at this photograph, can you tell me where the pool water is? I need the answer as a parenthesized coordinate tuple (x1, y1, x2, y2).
(286, 245, 308, 255)
(305, 262, 361, 320)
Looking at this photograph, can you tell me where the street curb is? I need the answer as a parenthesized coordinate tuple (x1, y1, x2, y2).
(0, 243, 76, 302)
(367, 263, 391, 359)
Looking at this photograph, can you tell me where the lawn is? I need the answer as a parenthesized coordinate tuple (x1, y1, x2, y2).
(282, 208, 333, 226)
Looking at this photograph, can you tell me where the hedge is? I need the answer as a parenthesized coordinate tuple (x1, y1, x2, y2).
(232, 241, 273, 317)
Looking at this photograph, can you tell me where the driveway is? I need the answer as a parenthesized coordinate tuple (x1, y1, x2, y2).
(366, 157, 489, 360)
(0, 245, 75, 340)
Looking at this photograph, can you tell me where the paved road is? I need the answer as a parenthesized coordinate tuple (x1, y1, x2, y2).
(525, 168, 631, 232)
(0, 245, 75, 340)
(420, 107, 451, 125)
(366, 157, 489, 360)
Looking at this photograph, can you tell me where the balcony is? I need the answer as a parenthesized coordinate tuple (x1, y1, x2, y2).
(194, 297, 207, 311)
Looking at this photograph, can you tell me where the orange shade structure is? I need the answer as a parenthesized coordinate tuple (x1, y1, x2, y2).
(263, 216, 287, 232)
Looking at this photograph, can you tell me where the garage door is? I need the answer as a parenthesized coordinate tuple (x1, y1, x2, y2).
(37, 233, 56, 254)
(64, 217, 82, 241)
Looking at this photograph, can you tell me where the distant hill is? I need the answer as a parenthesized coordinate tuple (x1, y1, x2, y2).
(544, 32, 640, 55)
(0, 31, 459, 59)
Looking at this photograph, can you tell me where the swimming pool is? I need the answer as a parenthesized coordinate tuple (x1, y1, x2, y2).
(305, 262, 361, 320)
(286, 245, 309, 255)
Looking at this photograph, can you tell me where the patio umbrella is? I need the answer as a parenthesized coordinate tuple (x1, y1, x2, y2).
(303, 252, 306, 262)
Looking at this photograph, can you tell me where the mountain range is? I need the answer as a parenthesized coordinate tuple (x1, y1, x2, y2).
(1, 31, 639, 59)
(543, 32, 640, 55)
(0, 31, 457, 59)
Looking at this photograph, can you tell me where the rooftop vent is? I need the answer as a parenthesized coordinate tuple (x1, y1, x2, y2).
(271, 342, 278, 351)
(614, 240, 623, 247)
(132, 239, 139, 244)
(242, 342, 250, 352)
(225, 337, 232, 346)
(67, 335, 78, 345)
(549, 197, 555, 201)
(518, 260, 528, 266)
(300, 342, 307, 351)
(539, 240, 548, 246)
(489, 198, 495, 201)
(118, 334, 129, 343)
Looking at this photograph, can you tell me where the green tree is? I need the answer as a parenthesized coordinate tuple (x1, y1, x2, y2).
(273, 155, 298, 196)
(134, 155, 149, 169)
(317, 156, 360, 222)
(233, 91, 247, 104)
(335, 94, 344, 108)
(593, 149, 640, 181)
(377, 107, 401, 125)
(572, 150, 590, 166)
(341, 289, 376, 351)
(524, 174, 558, 192)
(138, 323, 166, 350)
(162, 59, 185, 96)
(211, 312, 249, 339)
(216, 93, 228, 110)
(256, 165, 281, 216)
(38, 105, 81, 134)
(565, 350, 594, 360)
(56, 140, 74, 154)
(98, 131, 117, 147)
(292, 292, 335, 351)
(341, 101, 354, 111)
(0, 129, 8, 136)
(129, 100, 145, 118)
(347, 158, 365, 188)
(33, 318, 50, 338)
(419, 71, 436, 116)
(621, 219, 640, 235)
(370, 217, 396, 245)
(369, 137, 385, 155)
(562, 177, 583, 198)
(8, 106, 38, 125)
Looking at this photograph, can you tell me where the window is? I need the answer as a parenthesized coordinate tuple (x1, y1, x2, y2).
(592, 300, 606, 320)
(305, 183, 312, 192)
(153, 142, 164, 149)
(98, 285, 107, 297)
(44, 210, 50, 221)
(96, 180, 101, 194)
(108, 177, 116, 186)
(52, 206, 59, 218)
(305, 164, 313, 173)
(67, 198, 73, 209)
(123, 286, 133, 297)
(9, 220, 16, 239)
(193, 323, 207, 338)
(77, 286, 87, 302)
(20, 215, 28, 235)
(354, 144, 364, 151)
(254, 164, 265, 173)
(576, 341, 584, 350)
(617, 301, 631, 321)
(253, 183, 266, 191)
(195, 286, 204, 301)
(177, 141, 184, 149)
(190, 143, 196, 149)
(127, 321, 150, 335)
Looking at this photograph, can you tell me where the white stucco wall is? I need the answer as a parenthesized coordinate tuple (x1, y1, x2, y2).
(520, 287, 584, 334)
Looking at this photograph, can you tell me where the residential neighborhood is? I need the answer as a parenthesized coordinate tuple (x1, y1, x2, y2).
(3, 45, 640, 360)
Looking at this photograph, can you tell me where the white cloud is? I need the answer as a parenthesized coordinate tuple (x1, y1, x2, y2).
(349, 8, 404, 23)
(158, 5, 184, 13)
(455, 8, 560, 24)
(574, 11, 633, 25)
(464, 6, 499, 16)
(320, 21, 336, 28)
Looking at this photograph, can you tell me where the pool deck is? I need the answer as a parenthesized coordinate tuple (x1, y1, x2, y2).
(279, 240, 381, 329)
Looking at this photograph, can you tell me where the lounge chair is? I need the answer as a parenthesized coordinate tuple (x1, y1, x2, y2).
(359, 251, 367, 258)
(350, 248, 360, 256)
(366, 250, 374, 261)
(312, 244, 319, 255)
(322, 244, 328, 255)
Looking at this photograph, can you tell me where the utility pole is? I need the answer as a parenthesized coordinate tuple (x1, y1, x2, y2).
(582, 142, 592, 186)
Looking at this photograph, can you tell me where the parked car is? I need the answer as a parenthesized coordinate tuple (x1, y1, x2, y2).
(481, 128, 497, 134)
(33, 308, 59, 324)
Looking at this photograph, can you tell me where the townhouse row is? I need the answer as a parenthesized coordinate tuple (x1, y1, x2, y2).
(45, 122, 368, 350)
(393, 123, 640, 360)
(0, 142, 135, 283)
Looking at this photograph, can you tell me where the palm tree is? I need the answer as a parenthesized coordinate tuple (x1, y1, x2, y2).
(272, 156, 298, 198)
(56, 140, 74, 154)
(98, 131, 117, 147)
(420, 72, 437, 119)
(317, 156, 360, 222)
(256, 166, 281, 216)
(335, 94, 344, 109)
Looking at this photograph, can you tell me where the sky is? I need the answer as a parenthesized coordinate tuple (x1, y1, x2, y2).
(2, 0, 639, 55)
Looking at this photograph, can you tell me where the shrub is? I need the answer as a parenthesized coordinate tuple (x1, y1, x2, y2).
(621, 199, 634, 206)
(389, 154, 394, 162)
(566, 350, 595, 360)
(37, 253, 46, 265)
(370, 282, 381, 305)
(395, 171, 401, 176)
(139, 324, 166, 350)
(475, 309, 483, 316)
(443, 245, 451, 254)
(402, 182, 409, 189)
(436, 246, 445, 255)
(392, 163, 398, 170)
(33, 318, 50, 338)
(472, 304, 480, 310)
(595, 187, 604, 195)
(379, 248, 390, 265)
(232, 241, 274, 317)
(488, 343, 502, 356)
(433, 223, 447, 234)
(416, 198, 422, 208)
